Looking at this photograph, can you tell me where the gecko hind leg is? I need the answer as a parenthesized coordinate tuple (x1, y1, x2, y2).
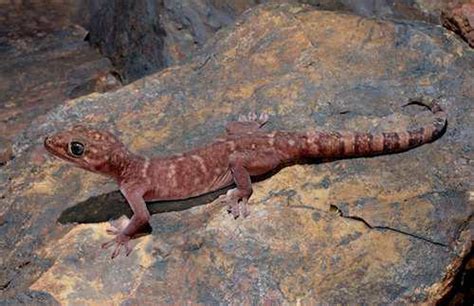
(225, 112, 269, 135)
(218, 150, 281, 218)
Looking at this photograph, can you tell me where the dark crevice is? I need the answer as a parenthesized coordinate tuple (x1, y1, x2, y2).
(453, 213, 473, 243)
(331, 205, 449, 248)
(288, 204, 318, 211)
(194, 54, 215, 71)
(1, 279, 12, 290)
(17, 261, 31, 270)
(437, 244, 474, 305)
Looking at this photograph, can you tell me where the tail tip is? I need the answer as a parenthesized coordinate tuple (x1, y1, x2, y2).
(430, 101, 443, 113)
(406, 97, 444, 114)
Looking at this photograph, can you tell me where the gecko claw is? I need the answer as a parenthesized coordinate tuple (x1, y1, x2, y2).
(102, 217, 134, 258)
(101, 239, 116, 249)
(106, 228, 118, 235)
(224, 197, 249, 219)
(238, 112, 269, 127)
(226, 202, 240, 219)
(240, 201, 250, 218)
(102, 234, 133, 259)
(219, 188, 250, 219)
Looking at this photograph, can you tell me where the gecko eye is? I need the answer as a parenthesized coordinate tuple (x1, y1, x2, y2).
(68, 141, 85, 157)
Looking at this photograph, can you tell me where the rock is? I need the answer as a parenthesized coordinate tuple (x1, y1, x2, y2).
(85, 0, 168, 84)
(0, 137, 13, 165)
(442, 2, 474, 47)
(3, 0, 466, 98)
(1, 3, 473, 304)
(80, 0, 465, 83)
(84, 0, 264, 83)
(0, 2, 117, 142)
(305, 0, 439, 22)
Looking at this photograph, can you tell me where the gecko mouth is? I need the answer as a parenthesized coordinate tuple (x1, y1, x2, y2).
(44, 136, 55, 153)
(44, 136, 52, 149)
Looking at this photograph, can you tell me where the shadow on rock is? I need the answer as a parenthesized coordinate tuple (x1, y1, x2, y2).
(57, 187, 230, 225)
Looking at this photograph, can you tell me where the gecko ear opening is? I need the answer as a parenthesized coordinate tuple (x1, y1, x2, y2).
(68, 141, 85, 157)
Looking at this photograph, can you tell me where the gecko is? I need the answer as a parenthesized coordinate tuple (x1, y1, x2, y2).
(44, 99, 446, 258)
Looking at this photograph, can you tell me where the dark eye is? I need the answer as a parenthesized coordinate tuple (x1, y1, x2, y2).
(69, 141, 85, 157)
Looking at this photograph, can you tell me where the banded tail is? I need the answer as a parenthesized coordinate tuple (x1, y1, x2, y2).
(300, 100, 447, 158)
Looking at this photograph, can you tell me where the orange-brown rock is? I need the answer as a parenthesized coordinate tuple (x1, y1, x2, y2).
(442, 2, 474, 47)
(1, 3, 472, 304)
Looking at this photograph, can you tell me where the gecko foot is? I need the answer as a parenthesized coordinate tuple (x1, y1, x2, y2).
(218, 188, 250, 219)
(106, 215, 131, 235)
(103, 216, 133, 258)
(102, 233, 133, 259)
(238, 112, 269, 127)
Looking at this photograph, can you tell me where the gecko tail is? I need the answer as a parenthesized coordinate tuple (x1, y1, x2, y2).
(301, 99, 447, 158)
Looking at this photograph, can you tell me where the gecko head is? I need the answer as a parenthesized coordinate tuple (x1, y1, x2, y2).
(44, 125, 128, 174)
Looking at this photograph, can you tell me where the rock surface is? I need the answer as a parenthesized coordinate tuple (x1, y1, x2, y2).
(85, 0, 168, 84)
(0, 137, 13, 165)
(73, 0, 474, 83)
(0, 2, 119, 143)
(1, 3, 473, 304)
(2, 0, 471, 149)
(442, 2, 474, 47)
(83, 0, 267, 83)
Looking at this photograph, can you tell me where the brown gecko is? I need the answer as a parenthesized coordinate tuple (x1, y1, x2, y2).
(44, 99, 446, 258)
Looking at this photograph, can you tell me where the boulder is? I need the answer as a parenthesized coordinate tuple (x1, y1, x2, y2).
(442, 2, 474, 47)
(0, 2, 118, 142)
(1, 3, 472, 304)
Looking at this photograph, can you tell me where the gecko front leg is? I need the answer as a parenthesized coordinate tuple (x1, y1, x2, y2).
(102, 184, 150, 258)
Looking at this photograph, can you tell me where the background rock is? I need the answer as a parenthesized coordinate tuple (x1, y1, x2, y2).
(1, 0, 472, 148)
(0, 137, 13, 165)
(0, 2, 119, 144)
(48, 0, 474, 83)
(442, 2, 474, 47)
(1, 2, 473, 304)
(81, 0, 268, 83)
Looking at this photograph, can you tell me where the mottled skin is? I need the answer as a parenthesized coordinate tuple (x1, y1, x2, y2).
(44, 100, 446, 258)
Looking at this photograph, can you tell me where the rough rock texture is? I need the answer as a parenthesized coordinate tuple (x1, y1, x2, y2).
(305, 0, 448, 22)
(3, 1, 470, 102)
(85, 0, 168, 84)
(1, 3, 473, 304)
(0, 2, 119, 143)
(80, 0, 474, 83)
(0, 137, 13, 165)
(84, 0, 266, 83)
(159, 0, 264, 65)
(442, 2, 474, 47)
(310, 0, 474, 49)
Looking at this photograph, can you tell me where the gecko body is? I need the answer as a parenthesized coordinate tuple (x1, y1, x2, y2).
(44, 100, 446, 258)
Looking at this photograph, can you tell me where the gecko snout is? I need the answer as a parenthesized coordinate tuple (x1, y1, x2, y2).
(44, 136, 56, 152)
